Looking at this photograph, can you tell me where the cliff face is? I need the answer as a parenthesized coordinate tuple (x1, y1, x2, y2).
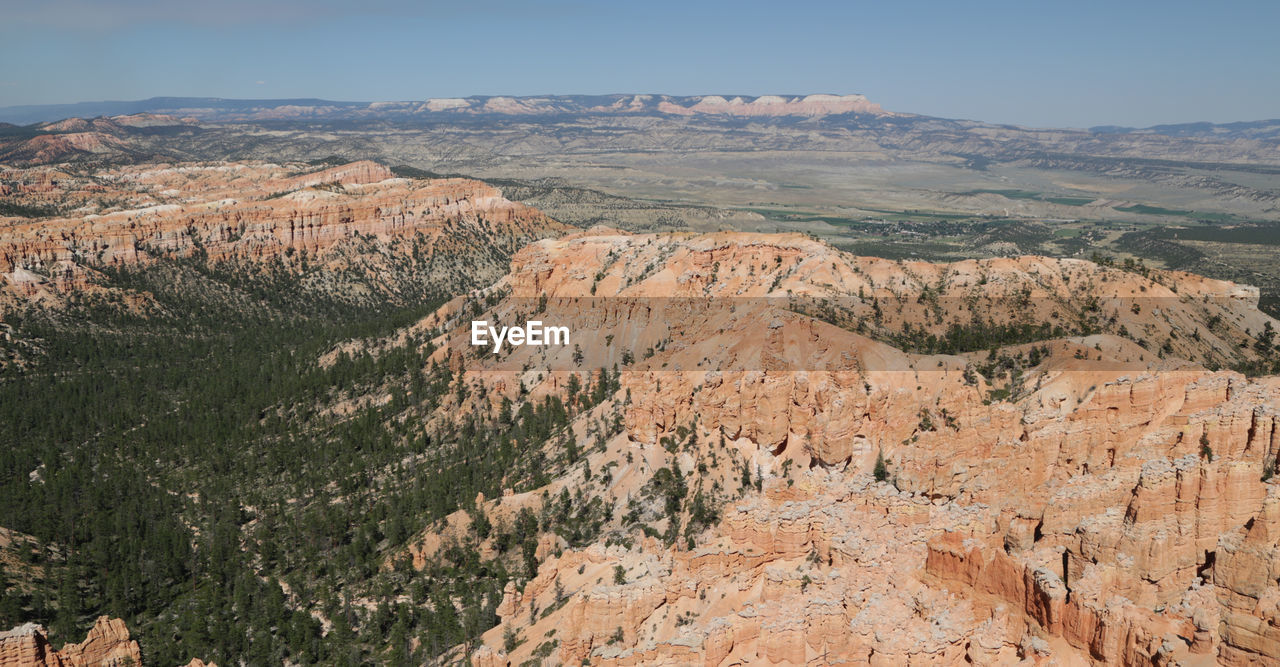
(0, 160, 567, 311)
(653, 94, 884, 117)
(0, 616, 141, 667)
(435, 229, 1280, 665)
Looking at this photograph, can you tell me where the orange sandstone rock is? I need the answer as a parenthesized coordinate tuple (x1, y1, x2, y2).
(0, 616, 141, 667)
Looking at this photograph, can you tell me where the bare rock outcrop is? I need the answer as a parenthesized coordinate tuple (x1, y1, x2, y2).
(0, 616, 141, 667)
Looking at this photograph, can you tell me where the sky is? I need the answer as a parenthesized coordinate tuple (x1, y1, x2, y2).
(0, 0, 1277, 128)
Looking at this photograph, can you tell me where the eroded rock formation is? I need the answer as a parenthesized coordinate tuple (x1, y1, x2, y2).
(0, 616, 141, 667)
(0, 160, 566, 310)
(439, 229, 1280, 665)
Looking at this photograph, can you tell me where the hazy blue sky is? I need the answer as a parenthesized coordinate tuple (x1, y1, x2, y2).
(1, 0, 1276, 127)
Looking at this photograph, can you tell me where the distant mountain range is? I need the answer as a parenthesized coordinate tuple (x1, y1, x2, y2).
(1088, 118, 1280, 140)
(2, 94, 1277, 140)
(0, 94, 886, 125)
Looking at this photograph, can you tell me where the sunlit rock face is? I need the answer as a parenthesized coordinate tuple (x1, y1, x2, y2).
(444, 229, 1280, 665)
(0, 616, 142, 667)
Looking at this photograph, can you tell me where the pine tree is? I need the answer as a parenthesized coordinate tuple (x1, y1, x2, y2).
(874, 449, 889, 482)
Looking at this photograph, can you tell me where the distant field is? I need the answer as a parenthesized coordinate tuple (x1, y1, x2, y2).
(736, 198, 1280, 317)
(835, 240, 963, 261)
(1115, 203, 1241, 222)
(1181, 239, 1280, 316)
(1151, 225, 1280, 246)
(962, 189, 1095, 206)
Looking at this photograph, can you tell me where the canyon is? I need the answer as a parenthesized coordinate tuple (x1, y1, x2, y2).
(2, 157, 1279, 664)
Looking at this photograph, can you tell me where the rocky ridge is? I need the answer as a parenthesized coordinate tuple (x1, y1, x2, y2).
(0, 160, 567, 312)
(447, 229, 1273, 373)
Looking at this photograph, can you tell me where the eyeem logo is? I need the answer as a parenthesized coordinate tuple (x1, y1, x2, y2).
(470, 320, 570, 354)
